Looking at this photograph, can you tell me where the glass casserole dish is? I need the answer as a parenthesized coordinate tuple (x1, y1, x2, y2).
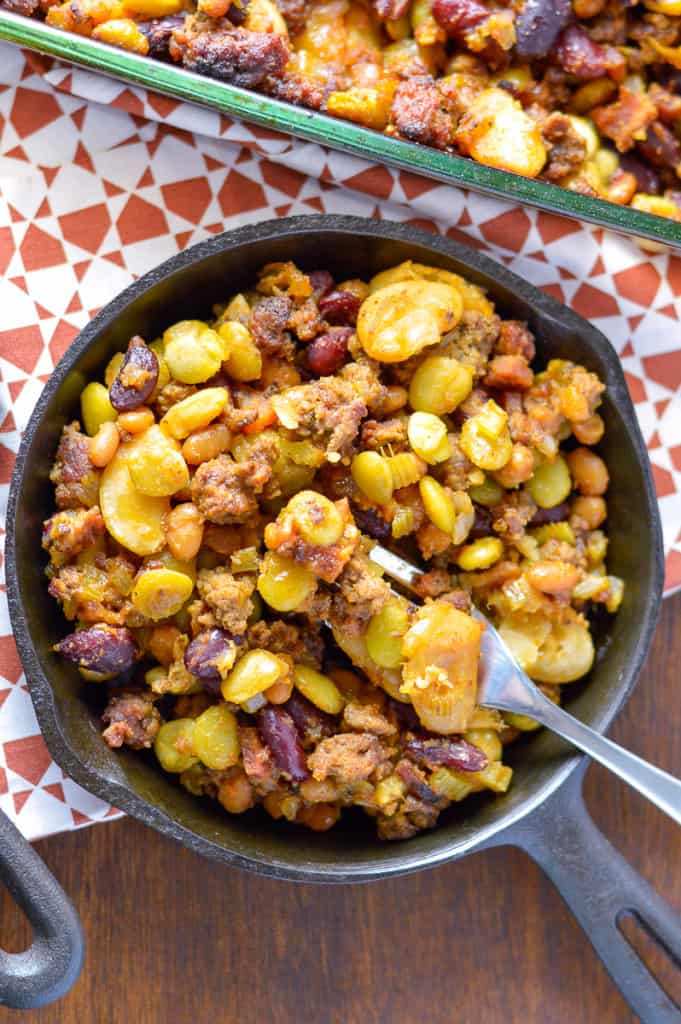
(1, 6, 681, 250)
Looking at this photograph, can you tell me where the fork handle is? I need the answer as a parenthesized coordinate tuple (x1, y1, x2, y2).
(523, 691, 681, 827)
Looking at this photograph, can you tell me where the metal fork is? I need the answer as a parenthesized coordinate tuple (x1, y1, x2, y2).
(369, 544, 681, 827)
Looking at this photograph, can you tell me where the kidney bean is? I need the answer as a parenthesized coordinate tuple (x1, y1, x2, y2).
(258, 706, 310, 782)
(319, 290, 361, 327)
(515, 0, 571, 59)
(225, 0, 246, 23)
(283, 690, 335, 740)
(653, 64, 681, 94)
(1, 0, 39, 12)
(137, 15, 185, 60)
(432, 0, 489, 38)
(530, 502, 571, 525)
(404, 734, 488, 772)
(109, 337, 159, 412)
(351, 506, 392, 542)
(55, 625, 138, 675)
(184, 628, 242, 689)
(306, 327, 352, 376)
(308, 270, 335, 298)
(617, 153, 660, 195)
(388, 697, 421, 732)
(468, 506, 493, 540)
(637, 122, 681, 172)
(553, 24, 615, 80)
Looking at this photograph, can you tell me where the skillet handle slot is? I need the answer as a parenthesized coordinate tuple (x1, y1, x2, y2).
(0, 809, 84, 1009)
(504, 763, 681, 1024)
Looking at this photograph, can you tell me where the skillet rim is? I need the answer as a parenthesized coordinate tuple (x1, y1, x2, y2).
(5, 214, 665, 882)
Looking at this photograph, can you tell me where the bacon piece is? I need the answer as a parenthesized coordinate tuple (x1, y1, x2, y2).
(592, 88, 658, 153)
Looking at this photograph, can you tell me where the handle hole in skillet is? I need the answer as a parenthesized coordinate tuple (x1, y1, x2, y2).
(617, 910, 681, 1009)
(0, 887, 33, 954)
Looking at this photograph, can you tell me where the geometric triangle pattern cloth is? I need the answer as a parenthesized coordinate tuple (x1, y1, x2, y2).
(0, 43, 679, 840)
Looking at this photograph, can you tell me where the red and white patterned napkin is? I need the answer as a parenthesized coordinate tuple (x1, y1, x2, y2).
(0, 43, 679, 840)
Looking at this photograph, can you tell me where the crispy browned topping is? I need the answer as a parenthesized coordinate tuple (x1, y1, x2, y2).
(14, 0, 681, 217)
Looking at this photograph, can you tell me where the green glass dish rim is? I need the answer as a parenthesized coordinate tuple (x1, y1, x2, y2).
(2, 8, 681, 250)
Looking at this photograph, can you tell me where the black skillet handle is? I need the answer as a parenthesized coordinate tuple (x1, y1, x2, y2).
(0, 809, 84, 1009)
(498, 762, 681, 1023)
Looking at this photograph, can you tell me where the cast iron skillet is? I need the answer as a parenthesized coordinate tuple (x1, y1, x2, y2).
(5, 216, 680, 1018)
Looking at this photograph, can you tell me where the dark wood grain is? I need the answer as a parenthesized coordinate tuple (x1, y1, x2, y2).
(2, 594, 680, 1024)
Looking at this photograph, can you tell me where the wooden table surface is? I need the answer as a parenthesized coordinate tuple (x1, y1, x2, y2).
(2, 594, 680, 1024)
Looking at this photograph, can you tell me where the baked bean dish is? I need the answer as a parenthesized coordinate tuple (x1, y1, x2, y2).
(44, 259, 622, 839)
(6, 0, 681, 219)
